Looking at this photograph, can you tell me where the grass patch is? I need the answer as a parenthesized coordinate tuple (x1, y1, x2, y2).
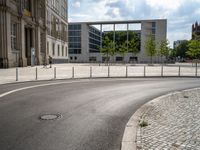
(139, 120, 148, 127)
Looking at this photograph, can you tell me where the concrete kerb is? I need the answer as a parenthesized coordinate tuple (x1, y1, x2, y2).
(1, 76, 200, 86)
(121, 87, 200, 150)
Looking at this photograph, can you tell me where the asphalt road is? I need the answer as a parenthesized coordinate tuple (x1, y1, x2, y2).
(0, 78, 200, 150)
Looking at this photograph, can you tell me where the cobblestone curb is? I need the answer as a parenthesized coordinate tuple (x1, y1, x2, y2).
(121, 87, 200, 150)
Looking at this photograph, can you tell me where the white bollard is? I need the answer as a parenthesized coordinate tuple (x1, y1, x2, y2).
(72, 67, 74, 78)
(36, 67, 38, 80)
(16, 68, 18, 81)
(90, 66, 92, 78)
(54, 67, 56, 79)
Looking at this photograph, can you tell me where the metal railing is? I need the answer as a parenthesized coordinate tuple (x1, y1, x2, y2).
(8, 65, 199, 83)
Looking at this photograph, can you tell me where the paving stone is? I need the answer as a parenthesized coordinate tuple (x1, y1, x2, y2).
(136, 89, 200, 149)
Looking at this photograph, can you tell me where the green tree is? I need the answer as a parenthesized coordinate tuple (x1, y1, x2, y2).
(103, 31, 140, 55)
(175, 41, 189, 58)
(128, 39, 140, 60)
(186, 40, 200, 59)
(159, 40, 170, 63)
(145, 34, 156, 64)
(118, 42, 128, 63)
(169, 48, 176, 61)
(100, 36, 115, 64)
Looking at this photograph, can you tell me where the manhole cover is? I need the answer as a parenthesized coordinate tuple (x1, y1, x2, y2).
(40, 114, 62, 120)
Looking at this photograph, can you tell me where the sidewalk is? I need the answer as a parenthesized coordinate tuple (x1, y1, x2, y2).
(136, 89, 200, 149)
(0, 63, 199, 85)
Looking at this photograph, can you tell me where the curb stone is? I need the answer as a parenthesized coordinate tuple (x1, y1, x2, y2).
(121, 87, 200, 150)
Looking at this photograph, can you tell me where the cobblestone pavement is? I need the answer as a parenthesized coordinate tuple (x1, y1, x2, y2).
(136, 89, 200, 150)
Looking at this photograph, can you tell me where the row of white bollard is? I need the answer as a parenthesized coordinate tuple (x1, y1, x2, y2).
(15, 65, 198, 81)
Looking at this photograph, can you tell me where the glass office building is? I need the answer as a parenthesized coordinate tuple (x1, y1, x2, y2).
(68, 19, 167, 63)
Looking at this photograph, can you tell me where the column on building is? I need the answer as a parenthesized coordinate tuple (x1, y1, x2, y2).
(127, 23, 129, 50)
(43, 0, 47, 64)
(18, 18, 27, 67)
(34, 0, 47, 65)
(0, 0, 10, 68)
(35, 26, 41, 65)
(100, 24, 102, 48)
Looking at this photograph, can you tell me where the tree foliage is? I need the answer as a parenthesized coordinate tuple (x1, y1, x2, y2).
(118, 42, 128, 62)
(158, 39, 170, 63)
(186, 40, 200, 59)
(169, 48, 176, 59)
(145, 34, 156, 64)
(100, 31, 141, 63)
(103, 31, 140, 54)
(159, 40, 169, 57)
(128, 38, 140, 56)
(100, 36, 115, 63)
(175, 41, 189, 58)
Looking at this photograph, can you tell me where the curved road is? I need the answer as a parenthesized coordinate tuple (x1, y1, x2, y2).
(0, 78, 200, 150)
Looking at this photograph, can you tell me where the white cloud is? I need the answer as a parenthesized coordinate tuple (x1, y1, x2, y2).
(69, 0, 200, 47)
(72, 1, 81, 8)
(146, 0, 182, 11)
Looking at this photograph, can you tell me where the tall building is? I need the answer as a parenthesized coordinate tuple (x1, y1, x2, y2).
(69, 19, 167, 63)
(192, 21, 200, 40)
(46, 0, 68, 63)
(173, 40, 187, 49)
(0, 0, 68, 68)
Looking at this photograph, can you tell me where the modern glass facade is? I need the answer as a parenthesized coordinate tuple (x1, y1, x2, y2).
(89, 26, 101, 53)
(68, 24, 82, 54)
(68, 24, 102, 54)
(152, 22, 156, 35)
(68, 20, 167, 63)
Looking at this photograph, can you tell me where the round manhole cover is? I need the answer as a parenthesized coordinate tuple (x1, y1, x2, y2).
(40, 114, 62, 120)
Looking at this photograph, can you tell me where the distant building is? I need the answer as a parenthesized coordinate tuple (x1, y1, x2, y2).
(0, 0, 68, 68)
(192, 21, 200, 40)
(46, 0, 68, 64)
(173, 40, 187, 49)
(68, 19, 167, 63)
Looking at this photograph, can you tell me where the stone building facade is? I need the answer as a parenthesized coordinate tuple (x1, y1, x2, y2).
(0, 0, 68, 68)
(192, 22, 200, 40)
(46, 0, 68, 64)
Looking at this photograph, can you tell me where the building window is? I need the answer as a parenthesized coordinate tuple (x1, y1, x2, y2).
(152, 28, 156, 34)
(89, 57, 97, 62)
(102, 57, 110, 62)
(70, 57, 73, 60)
(23, 0, 31, 12)
(129, 57, 138, 62)
(52, 43, 55, 56)
(11, 23, 17, 50)
(116, 57, 123, 62)
(69, 24, 81, 30)
(152, 22, 156, 28)
(74, 56, 77, 60)
(69, 49, 81, 54)
(62, 45, 64, 56)
(57, 45, 60, 56)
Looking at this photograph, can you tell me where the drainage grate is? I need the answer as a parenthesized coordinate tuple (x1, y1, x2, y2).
(39, 114, 62, 121)
(184, 96, 189, 98)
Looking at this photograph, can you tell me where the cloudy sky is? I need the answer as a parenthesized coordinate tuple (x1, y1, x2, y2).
(68, 0, 200, 47)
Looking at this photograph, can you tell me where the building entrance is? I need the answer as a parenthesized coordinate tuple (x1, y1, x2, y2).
(25, 28, 33, 66)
